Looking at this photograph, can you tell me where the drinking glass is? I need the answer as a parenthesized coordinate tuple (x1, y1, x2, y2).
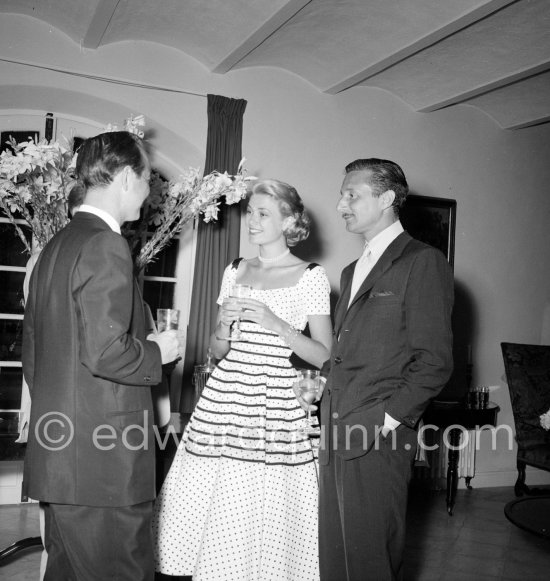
(295, 369, 322, 436)
(229, 284, 252, 341)
(157, 308, 180, 332)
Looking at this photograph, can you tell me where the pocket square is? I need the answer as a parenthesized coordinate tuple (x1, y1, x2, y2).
(369, 290, 395, 298)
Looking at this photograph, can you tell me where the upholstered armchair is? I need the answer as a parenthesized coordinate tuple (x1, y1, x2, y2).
(501, 342, 550, 496)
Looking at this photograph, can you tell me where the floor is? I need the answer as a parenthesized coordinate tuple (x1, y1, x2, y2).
(0, 486, 549, 580)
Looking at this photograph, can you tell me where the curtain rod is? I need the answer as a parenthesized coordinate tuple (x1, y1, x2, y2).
(0, 57, 207, 98)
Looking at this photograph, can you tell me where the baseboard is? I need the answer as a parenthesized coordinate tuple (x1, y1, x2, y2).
(457, 468, 550, 489)
(0, 461, 24, 505)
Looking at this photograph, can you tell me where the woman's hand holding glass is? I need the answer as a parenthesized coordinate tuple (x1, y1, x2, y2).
(229, 297, 283, 334)
(224, 284, 252, 341)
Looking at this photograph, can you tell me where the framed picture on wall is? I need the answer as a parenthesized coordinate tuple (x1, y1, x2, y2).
(400, 194, 457, 268)
(1, 130, 40, 153)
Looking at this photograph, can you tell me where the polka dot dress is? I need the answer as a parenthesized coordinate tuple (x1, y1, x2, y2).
(153, 260, 331, 580)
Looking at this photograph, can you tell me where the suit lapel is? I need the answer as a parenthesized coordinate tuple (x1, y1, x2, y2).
(342, 231, 413, 319)
(334, 264, 354, 335)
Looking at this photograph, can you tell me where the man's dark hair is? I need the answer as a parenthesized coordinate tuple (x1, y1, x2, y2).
(345, 158, 409, 215)
(76, 131, 148, 192)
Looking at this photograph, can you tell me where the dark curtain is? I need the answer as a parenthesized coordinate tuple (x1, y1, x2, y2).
(177, 94, 247, 412)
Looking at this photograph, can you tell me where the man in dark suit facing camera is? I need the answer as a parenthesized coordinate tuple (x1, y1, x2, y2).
(318, 158, 454, 580)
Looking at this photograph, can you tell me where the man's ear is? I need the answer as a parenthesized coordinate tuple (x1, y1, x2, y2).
(121, 166, 132, 192)
(381, 189, 395, 210)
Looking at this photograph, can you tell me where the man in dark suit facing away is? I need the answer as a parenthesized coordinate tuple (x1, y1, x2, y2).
(316, 158, 454, 580)
(22, 131, 180, 580)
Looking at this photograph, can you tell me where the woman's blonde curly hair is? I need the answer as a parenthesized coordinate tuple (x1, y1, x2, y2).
(249, 179, 310, 247)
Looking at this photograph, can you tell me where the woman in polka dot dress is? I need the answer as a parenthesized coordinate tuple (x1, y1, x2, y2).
(153, 179, 332, 580)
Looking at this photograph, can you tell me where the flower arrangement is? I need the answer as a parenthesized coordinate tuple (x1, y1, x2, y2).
(0, 115, 253, 268)
(128, 162, 250, 271)
(0, 135, 76, 253)
(540, 409, 550, 431)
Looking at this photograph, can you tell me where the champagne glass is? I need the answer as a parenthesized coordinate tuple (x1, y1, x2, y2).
(295, 369, 322, 436)
(229, 284, 252, 341)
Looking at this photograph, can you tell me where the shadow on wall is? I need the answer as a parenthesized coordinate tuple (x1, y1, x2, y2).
(440, 279, 478, 401)
(293, 211, 325, 264)
(293, 212, 339, 319)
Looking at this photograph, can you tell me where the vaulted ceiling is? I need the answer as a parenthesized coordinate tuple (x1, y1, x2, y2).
(1, 0, 548, 130)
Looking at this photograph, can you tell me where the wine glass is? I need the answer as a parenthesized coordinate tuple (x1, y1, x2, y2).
(295, 369, 322, 436)
(229, 284, 252, 341)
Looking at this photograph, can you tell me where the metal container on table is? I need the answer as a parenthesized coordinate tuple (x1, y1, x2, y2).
(192, 349, 216, 406)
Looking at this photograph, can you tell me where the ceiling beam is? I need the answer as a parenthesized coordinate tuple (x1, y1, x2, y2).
(211, 0, 313, 74)
(82, 0, 121, 49)
(505, 115, 550, 130)
(323, 0, 518, 95)
(417, 60, 550, 112)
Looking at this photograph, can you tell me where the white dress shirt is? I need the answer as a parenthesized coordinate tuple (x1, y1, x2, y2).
(75, 204, 121, 234)
(349, 220, 404, 305)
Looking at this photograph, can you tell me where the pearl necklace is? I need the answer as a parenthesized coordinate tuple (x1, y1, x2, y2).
(258, 248, 290, 263)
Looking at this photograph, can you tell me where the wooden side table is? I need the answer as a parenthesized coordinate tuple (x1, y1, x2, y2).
(423, 401, 500, 515)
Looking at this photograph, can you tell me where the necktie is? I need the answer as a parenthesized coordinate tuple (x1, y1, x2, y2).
(349, 246, 373, 305)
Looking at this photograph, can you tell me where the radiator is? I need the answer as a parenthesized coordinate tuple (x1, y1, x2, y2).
(415, 428, 477, 482)
(436, 429, 477, 479)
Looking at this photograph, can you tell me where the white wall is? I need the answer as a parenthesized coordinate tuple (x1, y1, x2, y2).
(2, 13, 550, 489)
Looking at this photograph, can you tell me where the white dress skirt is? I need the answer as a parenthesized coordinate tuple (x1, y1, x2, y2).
(152, 261, 331, 581)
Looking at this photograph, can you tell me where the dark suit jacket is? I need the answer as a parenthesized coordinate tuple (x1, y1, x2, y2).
(22, 212, 162, 507)
(319, 231, 454, 464)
